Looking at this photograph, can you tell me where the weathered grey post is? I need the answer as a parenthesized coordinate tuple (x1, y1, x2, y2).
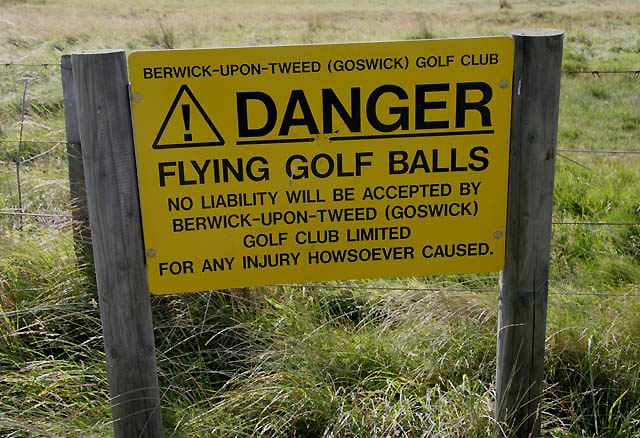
(72, 51, 164, 438)
(496, 29, 563, 438)
(61, 55, 93, 268)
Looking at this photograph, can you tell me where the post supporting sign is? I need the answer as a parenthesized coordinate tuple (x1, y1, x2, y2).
(70, 50, 163, 438)
(128, 37, 514, 295)
(496, 29, 563, 438)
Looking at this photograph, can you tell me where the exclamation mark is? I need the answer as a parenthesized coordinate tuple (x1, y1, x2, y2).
(182, 104, 192, 142)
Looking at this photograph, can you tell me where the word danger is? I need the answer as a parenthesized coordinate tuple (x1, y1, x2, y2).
(237, 82, 493, 139)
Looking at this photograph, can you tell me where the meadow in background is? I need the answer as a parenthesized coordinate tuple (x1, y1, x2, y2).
(1, 0, 639, 436)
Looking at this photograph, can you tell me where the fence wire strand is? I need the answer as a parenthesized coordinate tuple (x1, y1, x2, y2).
(558, 148, 640, 155)
(0, 210, 71, 218)
(563, 69, 640, 77)
(2, 64, 637, 74)
(19, 143, 64, 164)
(281, 283, 640, 298)
(553, 221, 640, 226)
(1, 63, 638, 75)
(0, 139, 68, 144)
(558, 152, 592, 170)
(15, 79, 29, 229)
(1, 62, 61, 68)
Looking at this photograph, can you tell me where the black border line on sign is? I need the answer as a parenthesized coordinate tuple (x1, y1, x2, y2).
(234, 130, 496, 145)
(236, 138, 316, 145)
(329, 129, 495, 141)
(152, 84, 225, 149)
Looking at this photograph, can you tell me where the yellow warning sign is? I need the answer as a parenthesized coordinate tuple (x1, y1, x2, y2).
(128, 37, 514, 295)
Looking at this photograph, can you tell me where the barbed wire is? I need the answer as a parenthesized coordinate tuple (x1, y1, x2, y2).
(549, 291, 640, 297)
(0, 210, 71, 218)
(282, 283, 640, 298)
(15, 79, 29, 229)
(2, 207, 636, 227)
(0, 140, 637, 168)
(0, 139, 68, 144)
(1, 63, 638, 75)
(557, 152, 591, 170)
(553, 221, 640, 226)
(0, 141, 66, 165)
(18, 143, 64, 164)
(0, 142, 610, 153)
(558, 148, 640, 155)
(563, 70, 640, 77)
(282, 283, 496, 293)
(1, 62, 61, 68)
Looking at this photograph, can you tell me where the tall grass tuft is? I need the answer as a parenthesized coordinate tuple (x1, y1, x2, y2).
(406, 24, 436, 40)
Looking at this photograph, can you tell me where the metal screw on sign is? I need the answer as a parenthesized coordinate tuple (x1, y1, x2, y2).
(500, 80, 509, 88)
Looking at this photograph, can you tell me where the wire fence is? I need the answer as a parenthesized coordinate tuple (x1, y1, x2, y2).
(3, 62, 639, 75)
(1, 63, 639, 298)
(283, 283, 640, 297)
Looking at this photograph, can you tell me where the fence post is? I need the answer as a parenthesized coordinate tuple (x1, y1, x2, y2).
(61, 55, 93, 268)
(495, 29, 563, 438)
(71, 50, 164, 438)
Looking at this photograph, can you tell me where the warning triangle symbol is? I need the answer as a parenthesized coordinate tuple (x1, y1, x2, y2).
(152, 84, 225, 149)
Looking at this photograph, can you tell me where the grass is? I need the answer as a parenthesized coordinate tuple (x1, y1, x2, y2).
(1, 0, 640, 436)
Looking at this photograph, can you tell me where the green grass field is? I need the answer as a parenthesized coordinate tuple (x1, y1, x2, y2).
(1, 0, 639, 436)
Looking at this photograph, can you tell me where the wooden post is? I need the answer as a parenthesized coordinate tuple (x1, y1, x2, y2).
(495, 29, 563, 438)
(61, 55, 93, 268)
(72, 51, 164, 438)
